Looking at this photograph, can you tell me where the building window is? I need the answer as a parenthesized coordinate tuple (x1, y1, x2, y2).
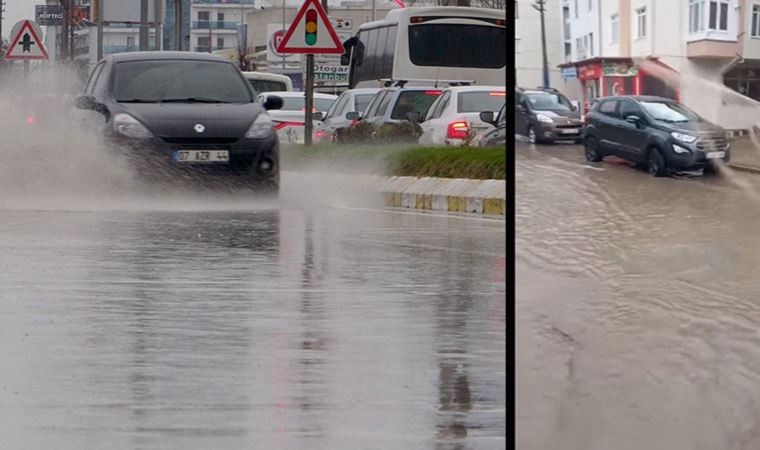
(636, 7, 647, 38)
(690, 0, 704, 33)
(218, 12, 225, 22)
(126, 36, 134, 50)
(708, 0, 729, 31)
(753, 4, 760, 37)
(610, 13, 619, 43)
(198, 11, 210, 21)
(217, 37, 225, 49)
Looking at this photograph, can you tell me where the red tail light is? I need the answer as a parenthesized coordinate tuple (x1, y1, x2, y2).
(274, 121, 304, 130)
(410, 16, 424, 23)
(26, 115, 34, 125)
(495, 19, 506, 26)
(489, 92, 506, 96)
(350, 119, 360, 127)
(314, 130, 325, 140)
(424, 90, 441, 95)
(447, 120, 470, 140)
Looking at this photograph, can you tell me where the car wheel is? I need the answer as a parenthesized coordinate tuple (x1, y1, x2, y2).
(703, 161, 720, 176)
(584, 137, 603, 162)
(648, 148, 667, 177)
(527, 126, 538, 144)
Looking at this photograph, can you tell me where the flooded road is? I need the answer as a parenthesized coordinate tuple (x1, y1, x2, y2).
(517, 141, 760, 449)
(0, 175, 506, 449)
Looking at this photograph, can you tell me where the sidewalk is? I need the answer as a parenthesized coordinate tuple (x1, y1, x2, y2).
(728, 137, 760, 174)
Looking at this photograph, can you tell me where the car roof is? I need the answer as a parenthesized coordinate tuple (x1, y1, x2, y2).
(442, 85, 506, 93)
(259, 91, 338, 99)
(240, 71, 290, 81)
(345, 88, 382, 95)
(107, 51, 233, 63)
(597, 95, 674, 102)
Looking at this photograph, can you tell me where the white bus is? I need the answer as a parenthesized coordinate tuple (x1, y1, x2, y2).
(340, 7, 506, 89)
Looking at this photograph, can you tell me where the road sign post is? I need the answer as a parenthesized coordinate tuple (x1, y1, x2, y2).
(277, 0, 344, 146)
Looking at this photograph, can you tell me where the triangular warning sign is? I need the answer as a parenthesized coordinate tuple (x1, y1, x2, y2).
(277, 0, 344, 54)
(5, 20, 49, 61)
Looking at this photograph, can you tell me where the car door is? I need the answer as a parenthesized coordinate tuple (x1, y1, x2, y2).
(593, 99, 623, 155)
(616, 99, 650, 162)
(420, 91, 450, 144)
(514, 91, 529, 135)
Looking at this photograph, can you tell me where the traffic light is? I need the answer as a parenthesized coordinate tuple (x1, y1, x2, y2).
(305, 9, 317, 46)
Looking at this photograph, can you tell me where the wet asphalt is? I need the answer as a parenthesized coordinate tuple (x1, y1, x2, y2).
(0, 173, 506, 449)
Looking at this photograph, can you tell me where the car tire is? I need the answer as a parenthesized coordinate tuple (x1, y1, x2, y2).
(647, 147, 667, 177)
(703, 161, 721, 176)
(527, 125, 539, 144)
(584, 136, 603, 162)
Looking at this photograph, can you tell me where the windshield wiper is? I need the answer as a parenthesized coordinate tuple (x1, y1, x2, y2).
(159, 97, 231, 104)
(118, 98, 159, 103)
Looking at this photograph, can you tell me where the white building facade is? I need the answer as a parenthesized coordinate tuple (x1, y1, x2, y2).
(515, 0, 564, 89)
(190, 2, 254, 54)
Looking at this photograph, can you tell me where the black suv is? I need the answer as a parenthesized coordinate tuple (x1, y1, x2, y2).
(583, 96, 730, 176)
(515, 87, 583, 144)
(74, 52, 283, 192)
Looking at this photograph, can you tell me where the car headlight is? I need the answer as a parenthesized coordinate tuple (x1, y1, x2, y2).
(113, 113, 153, 139)
(245, 113, 275, 139)
(671, 132, 697, 143)
(536, 114, 554, 123)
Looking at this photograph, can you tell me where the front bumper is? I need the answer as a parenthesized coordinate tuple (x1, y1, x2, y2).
(107, 133, 280, 180)
(535, 121, 584, 141)
(666, 139, 731, 170)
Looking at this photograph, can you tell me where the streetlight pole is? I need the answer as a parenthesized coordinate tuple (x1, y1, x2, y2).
(533, 0, 550, 88)
(139, 0, 149, 50)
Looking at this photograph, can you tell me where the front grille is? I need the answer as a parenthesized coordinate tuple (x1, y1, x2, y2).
(697, 136, 727, 152)
(162, 138, 238, 146)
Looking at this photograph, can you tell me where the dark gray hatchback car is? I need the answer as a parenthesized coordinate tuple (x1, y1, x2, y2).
(74, 51, 283, 192)
(583, 95, 730, 176)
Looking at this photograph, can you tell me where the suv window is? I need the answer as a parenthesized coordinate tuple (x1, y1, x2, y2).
(390, 90, 441, 120)
(326, 93, 349, 119)
(598, 100, 619, 116)
(375, 90, 395, 116)
(619, 100, 642, 118)
(86, 62, 106, 95)
(365, 90, 389, 117)
(427, 91, 450, 120)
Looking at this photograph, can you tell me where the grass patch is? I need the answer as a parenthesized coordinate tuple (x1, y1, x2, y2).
(281, 143, 505, 180)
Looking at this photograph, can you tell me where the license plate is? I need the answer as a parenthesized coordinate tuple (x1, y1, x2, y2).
(173, 150, 229, 163)
(561, 128, 579, 134)
(706, 151, 726, 159)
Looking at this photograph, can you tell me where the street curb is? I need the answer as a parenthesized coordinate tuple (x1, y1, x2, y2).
(376, 176, 506, 218)
(727, 163, 760, 174)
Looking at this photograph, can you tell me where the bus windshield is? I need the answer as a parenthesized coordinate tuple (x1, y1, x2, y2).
(408, 24, 505, 69)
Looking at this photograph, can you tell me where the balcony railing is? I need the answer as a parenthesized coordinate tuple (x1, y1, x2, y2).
(192, 21, 240, 30)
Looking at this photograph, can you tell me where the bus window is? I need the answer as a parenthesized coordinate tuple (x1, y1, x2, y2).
(408, 24, 505, 69)
(382, 26, 397, 78)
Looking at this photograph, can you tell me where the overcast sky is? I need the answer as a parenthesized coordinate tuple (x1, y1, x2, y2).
(4, 0, 48, 39)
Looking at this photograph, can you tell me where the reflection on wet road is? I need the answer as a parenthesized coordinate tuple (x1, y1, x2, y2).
(0, 199, 505, 449)
(517, 141, 760, 449)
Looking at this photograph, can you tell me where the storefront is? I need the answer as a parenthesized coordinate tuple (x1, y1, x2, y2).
(558, 57, 679, 112)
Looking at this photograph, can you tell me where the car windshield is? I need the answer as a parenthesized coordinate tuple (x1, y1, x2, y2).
(497, 105, 506, 124)
(390, 91, 441, 120)
(279, 97, 336, 112)
(247, 79, 287, 96)
(355, 94, 375, 114)
(113, 60, 253, 103)
(525, 92, 572, 111)
(640, 101, 700, 123)
(458, 91, 507, 113)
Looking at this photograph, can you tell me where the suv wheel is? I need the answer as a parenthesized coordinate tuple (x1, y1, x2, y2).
(527, 125, 538, 144)
(584, 137, 603, 162)
(648, 148, 667, 177)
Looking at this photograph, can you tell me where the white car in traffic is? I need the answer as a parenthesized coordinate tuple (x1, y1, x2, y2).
(417, 86, 506, 146)
(256, 91, 338, 144)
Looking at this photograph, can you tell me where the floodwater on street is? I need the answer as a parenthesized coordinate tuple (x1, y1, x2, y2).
(0, 172, 506, 450)
(517, 140, 760, 449)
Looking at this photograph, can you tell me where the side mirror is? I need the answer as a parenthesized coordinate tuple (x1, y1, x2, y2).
(313, 111, 324, 121)
(75, 95, 97, 111)
(479, 111, 495, 125)
(571, 100, 580, 111)
(346, 111, 360, 121)
(406, 111, 422, 123)
(625, 115, 641, 125)
(263, 95, 283, 111)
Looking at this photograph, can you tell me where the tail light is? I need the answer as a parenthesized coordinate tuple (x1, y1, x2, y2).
(314, 130, 325, 140)
(424, 90, 441, 95)
(26, 115, 35, 125)
(489, 92, 506, 96)
(349, 118, 360, 127)
(447, 120, 470, 140)
(274, 121, 304, 130)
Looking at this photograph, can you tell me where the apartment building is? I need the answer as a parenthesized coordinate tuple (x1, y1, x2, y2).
(560, 0, 760, 129)
(190, 1, 254, 54)
(515, 0, 564, 88)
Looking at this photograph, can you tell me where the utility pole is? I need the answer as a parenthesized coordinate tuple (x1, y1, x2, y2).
(533, 0, 550, 88)
(60, 0, 70, 60)
(139, 0, 149, 50)
(175, 0, 183, 50)
(155, 0, 162, 50)
(0, 0, 5, 53)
